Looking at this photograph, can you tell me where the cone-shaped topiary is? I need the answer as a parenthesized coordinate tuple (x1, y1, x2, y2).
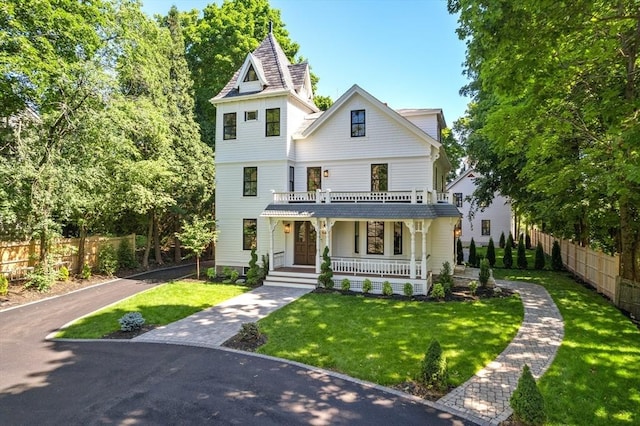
(499, 231, 506, 249)
(479, 258, 490, 287)
(551, 240, 563, 271)
(534, 242, 545, 270)
(456, 238, 464, 265)
(525, 233, 532, 249)
(420, 339, 449, 391)
(468, 238, 477, 266)
(510, 364, 546, 425)
(517, 237, 528, 269)
(503, 241, 514, 269)
(487, 237, 496, 267)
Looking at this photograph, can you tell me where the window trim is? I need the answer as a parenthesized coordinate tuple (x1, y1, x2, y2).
(367, 221, 384, 255)
(394, 222, 403, 255)
(481, 220, 491, 236)
(243, 64, 258, 82)
(243, 166, 257, 196)
(371, 163, 388, 192)
(265, 107, 280, 137)
(245, 110, 258, 121)
(351, 109, 365, 137)
(243, 218, 257, 250)
(307, 167, 321, 191)
(454, 193, 463, 208)
(223, 112, 236, 140)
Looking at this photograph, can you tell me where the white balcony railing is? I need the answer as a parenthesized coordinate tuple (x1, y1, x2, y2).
(332, 257, 423, 278)
(272, 189, 451, 205)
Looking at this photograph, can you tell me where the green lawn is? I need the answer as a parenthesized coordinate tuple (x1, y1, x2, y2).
(56, 281, 248, 338)
(257, 292, 523, 386)
(488, 262, 640, 425)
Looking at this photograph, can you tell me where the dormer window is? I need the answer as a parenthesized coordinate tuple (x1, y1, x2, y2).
(243, 64, 258, 82)
(351, 109, 365, 137)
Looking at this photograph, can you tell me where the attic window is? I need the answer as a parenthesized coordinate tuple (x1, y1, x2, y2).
(351, 109, 365, 137)
(243, 64, 258, 82)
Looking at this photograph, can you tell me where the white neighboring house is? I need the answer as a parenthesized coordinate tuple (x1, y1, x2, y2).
(447, 168, 513, 246)
(210, 30, 461, 295)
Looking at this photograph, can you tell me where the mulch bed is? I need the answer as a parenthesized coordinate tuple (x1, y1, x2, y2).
(313, 284, 514, 302)
(222, 333, 267, 352)
(101, 324, 159, 339)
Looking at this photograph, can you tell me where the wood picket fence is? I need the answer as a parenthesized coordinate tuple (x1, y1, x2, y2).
(0, 235, 135, 280)
(530, 229, 640, 318)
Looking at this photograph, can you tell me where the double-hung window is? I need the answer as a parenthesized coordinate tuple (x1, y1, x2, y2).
(351, 109, 365, 137)
(289, 166, 295, 192)
(454, 193, 463, 207)
(367, 221, 384, 255)
(394, 222, 403, 255)
(266, 108, 280, 136)
(371, 164, 388, 191)
(223, 112, 236, 140)
(307, 167, 321, 191)
(481, 220, 491, 236)
(243, 167, 257, 196)
(243, 219, 257, 250)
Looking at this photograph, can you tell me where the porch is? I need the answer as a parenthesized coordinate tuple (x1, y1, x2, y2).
(272, 189, 451, 204)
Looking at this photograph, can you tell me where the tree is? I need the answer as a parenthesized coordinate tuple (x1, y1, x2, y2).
(448, 0, 640, 280)
(486, 237, 496, 267)
(510, 364, 546, 425)
(468, 238, 477, 266)
(534, 242, 545, 270)
(517, 236, 528, 269)
(456, 238, 464, 265)
(176, 216, 216, 279)
(318, 246, 334, 289)
(551, 240, 563, 271)
(503, 235, 514, 269)
(499, 231, 506, 249)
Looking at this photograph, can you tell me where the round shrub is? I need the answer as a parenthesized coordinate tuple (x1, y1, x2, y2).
(239, 322, 261, 341)
(510, 364, 546, 425)
(431, 283, 445, 300)
(468, 280, 478, 296)
(341, 278, 351, 291)
(362, 278, 372, 294)
(0, 274, 8, 296)
(420, 339, 449, 391)
(119, 312, 145, 332)
(403, 282, 413, 297)
(382, 281, 393, 296)
(58, 265, 70, 281)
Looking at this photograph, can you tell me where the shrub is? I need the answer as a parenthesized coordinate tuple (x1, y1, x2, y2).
(479, 258, 491, 287)
(246, 247, 260, 285)
(431, 283, 445, 300)
(468, 238, 477, 265)
(456, 238, 464, 265)
(97, 244, 118, 276)
(510, 364, 546, 425)
(503, 242, 514, 269)
(508, 232, 515, 247)
(420, 339, 449, 391)
(341, 278, 351, 291)
(260, 254, 269, 281)
(206, 267, 216, 281)
(117, 238, 137, 269)
(494, 286, 503, 296)
(551, 240, 563, 271)
(403, 282, 414, 297)
(81, 263, 92, 280)
(525, 233, 532, 249)
(25, 260, 57, 292)
(468, 280, 478, 296)
(58, 265, 70, 281)
(534, 242, 545, 270)
(317, 246, 334, 289)
(0, 274, 8, 296)
(118, 312, 145, 332)
(517, 237, 528, 269)
(499, 231, 506, 248)
(382, 281, 393, 296)
(486, 237, 496, 267)
(362, 278, 372, 294)
(239, 322, 261, 341)
(223, 267, 239, 284)
(439, 261, 453, 295)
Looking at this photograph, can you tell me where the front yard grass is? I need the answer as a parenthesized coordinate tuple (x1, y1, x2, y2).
(257, 292, 523, 387)
(489, 266, 640, 425)
(56, 281, 248, 339)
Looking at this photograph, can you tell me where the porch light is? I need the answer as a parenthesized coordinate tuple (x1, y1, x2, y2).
(284, 223, 291, 233)
(323, 169, 329, 178)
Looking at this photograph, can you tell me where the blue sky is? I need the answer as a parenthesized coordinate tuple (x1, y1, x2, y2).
(141, 0, 470, 127)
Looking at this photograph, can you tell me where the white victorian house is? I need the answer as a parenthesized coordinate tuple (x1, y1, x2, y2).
(447, 168, 513, 246)
(211, 30, 460, 295)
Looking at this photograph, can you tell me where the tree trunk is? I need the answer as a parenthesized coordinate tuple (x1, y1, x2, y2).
(39, 224, 48, 263)
(142, 215, 152, 270)
(77, 225, 87, 275)
(619, 196, 639, 281)
(174, 218, 182, 263)
(195, 254, 200, 280)
(153, 210, 163, 265)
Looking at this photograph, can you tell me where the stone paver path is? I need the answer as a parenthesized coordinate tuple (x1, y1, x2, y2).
(133, 286, 312, 348)
(435, 277, 564, 425)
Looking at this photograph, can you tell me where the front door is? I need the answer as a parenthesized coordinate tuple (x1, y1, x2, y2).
(294, 221, 317, 265)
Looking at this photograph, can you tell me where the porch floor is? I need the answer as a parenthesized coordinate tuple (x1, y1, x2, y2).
(273, 266, 421, 280)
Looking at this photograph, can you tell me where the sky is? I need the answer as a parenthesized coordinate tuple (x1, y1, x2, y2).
(141, 0, 471, 127)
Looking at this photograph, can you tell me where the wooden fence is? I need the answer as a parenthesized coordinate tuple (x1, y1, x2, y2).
(530, 229, 640, 318)
(0, 235, 135, 280)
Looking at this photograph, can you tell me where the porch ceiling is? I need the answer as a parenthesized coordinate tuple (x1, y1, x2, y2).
(260, 203, 461, 219)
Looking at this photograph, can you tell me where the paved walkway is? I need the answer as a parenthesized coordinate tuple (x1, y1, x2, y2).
(434, 272, 564, 425)
(133, 286, 312, 347)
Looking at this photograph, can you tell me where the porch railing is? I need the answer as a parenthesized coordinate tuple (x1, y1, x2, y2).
(332, 257, 423, 278)
(272, 189, 450, 205)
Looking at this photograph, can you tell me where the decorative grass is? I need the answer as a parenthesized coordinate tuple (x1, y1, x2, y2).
(56, 281, 247, 338)
(493, 269, 640, 425)
(257, 293, 523, 386)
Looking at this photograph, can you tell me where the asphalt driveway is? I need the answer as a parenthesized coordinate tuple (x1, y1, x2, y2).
(0, 266, 472, 425)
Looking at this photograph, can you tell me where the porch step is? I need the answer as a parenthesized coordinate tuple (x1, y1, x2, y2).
(263, 270, 318, 289)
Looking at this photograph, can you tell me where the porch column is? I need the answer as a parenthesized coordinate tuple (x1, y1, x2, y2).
(405, 220, 416, 279)
(421, 220, 432, 278)
(268, 218, 277, 272)
(314, 218, 321, 273)
(326, 218, 335, 256)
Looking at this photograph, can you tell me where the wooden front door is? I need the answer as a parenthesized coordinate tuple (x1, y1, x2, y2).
(294, 221, 316, 265)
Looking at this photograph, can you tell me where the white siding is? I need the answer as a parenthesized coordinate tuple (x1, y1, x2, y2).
(402, 113, 440, 141)
(428, 217, 457, 272)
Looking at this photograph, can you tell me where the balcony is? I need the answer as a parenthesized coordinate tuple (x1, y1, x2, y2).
(272, 189, 451, 204)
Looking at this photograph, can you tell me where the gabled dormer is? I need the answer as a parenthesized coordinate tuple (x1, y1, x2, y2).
(236, 53, 268, 94)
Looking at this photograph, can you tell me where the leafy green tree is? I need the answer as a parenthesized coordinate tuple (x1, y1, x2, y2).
(486, 237, 496, 268)
(176, 216, 217, 279)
